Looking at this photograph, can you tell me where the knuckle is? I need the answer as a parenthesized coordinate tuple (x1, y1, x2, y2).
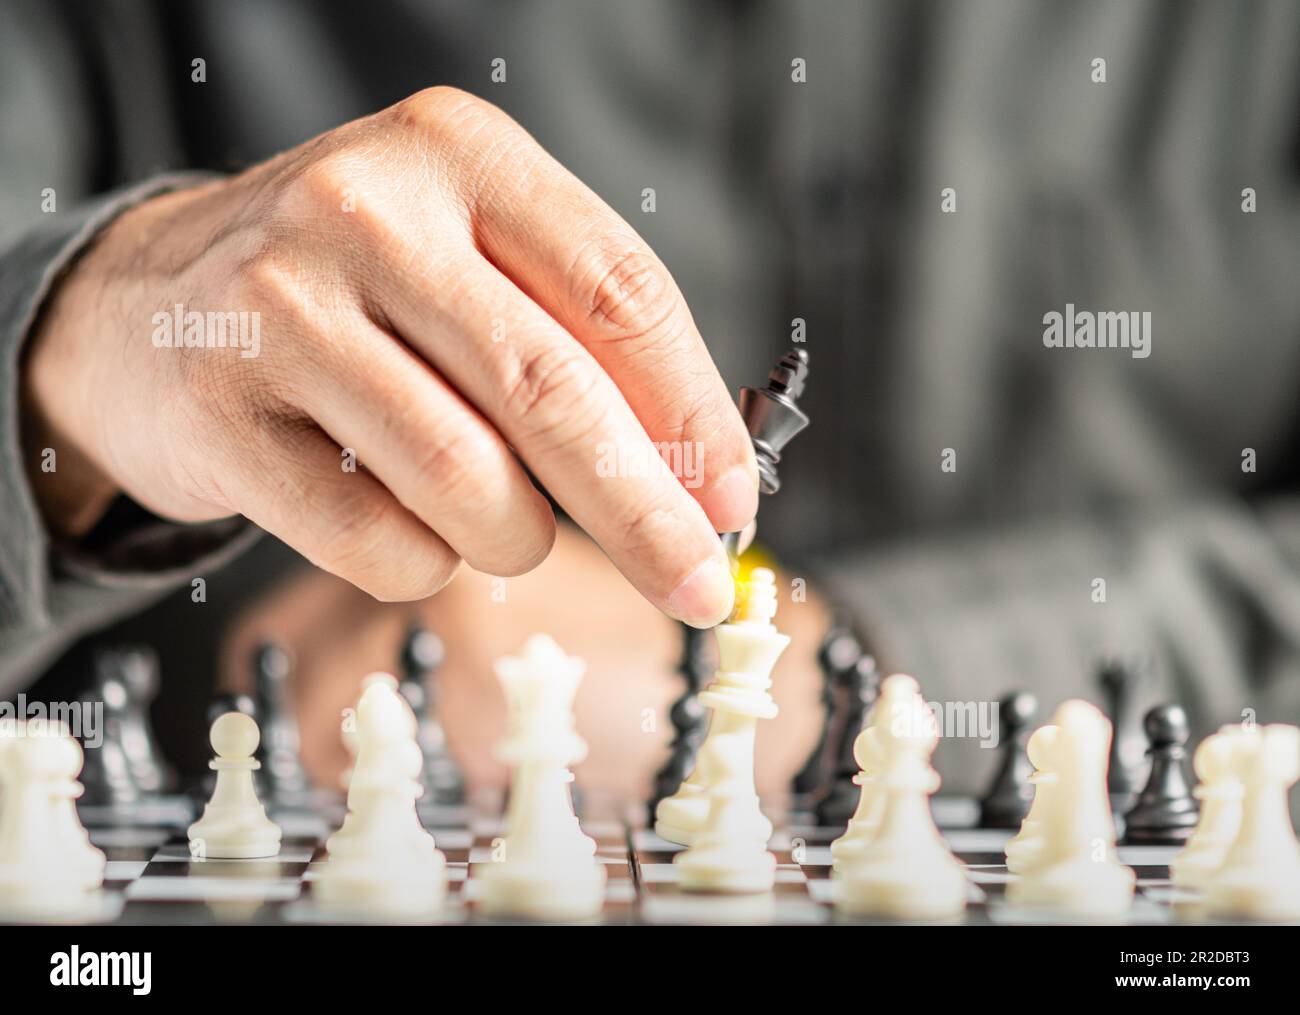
(572, 237, 680, 342)
(391, 86, 487, 132)
(271, 150, 376, 228)
(410, 424, 496, 507)
(618, 492, 684, 556)
(319, 489, 460, 601)
(498, 344, 610, 449)
(314, 487, 398, 572)
(654, 381, 733, 445)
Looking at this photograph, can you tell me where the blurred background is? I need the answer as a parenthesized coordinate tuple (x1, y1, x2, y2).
(3, 0, 1300, 799)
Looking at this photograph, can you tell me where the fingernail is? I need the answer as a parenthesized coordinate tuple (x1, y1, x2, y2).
(667, 556, 735, 628)
(698, 464, 758, 534)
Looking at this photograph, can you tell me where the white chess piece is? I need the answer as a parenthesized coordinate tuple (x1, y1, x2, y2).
(675, 725, 778, 892)
(1007, 700, 1134, 915)
(1205, 723, 1300, 921)
(187, 712, 282, 859)
(316, 678, 446, 914)
(837, 675, 967, 919)
(829, 725, 885, 871)
(1170, 726, 1246, 890)
(655, 568, 788, 846)
(477, 635, 605, 920)
(339, 673, 396, 793)
(1004, 724, 1059, 875)
(0, 721, 106, 915)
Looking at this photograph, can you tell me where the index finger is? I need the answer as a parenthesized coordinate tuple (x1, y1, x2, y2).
(424, 91, 760, 535)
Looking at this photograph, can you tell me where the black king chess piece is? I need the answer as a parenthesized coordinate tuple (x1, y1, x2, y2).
(978, 692, 1038, 829)
(399, 621, 465, 806)
(649, 348, 811, 818)
(1121, 704, 1200, 845)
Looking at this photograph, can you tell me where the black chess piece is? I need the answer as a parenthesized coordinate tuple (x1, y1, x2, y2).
(649, 623, 714, 821)
(792, 627, 863, 798)
(112, 646, 175, 794)
(78, 653, 142, 807)
(399, 621, 465, 806)
(1097, 659, 1148, 812)
(719, 347, 811, 558)
(253, 642, 312, 803)
(1121, 704, 1200, 845)
(979, 692, 1038, 828)
(814, 654, 882, 827)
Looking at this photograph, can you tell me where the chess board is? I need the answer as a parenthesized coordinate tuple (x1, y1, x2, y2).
(1, 793, 1234, 927)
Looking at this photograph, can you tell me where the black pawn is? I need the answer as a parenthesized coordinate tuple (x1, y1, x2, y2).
(253, 643, 312, 803)
(399, 622, 464, 806)
(1097, 660, 1148, 812)
(814, 654, 882, 828)
(792, 627, 863, 798)
(1121, 704, 1200, 845)
(979, 692, 1038, 828)
(79, 653, 142, 807)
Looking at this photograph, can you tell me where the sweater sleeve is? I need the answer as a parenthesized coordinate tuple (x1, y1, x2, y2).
(0, 175, 261, 695)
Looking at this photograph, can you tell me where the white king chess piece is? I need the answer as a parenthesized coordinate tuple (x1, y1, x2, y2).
(837, 675, 967, 919)
(0, 720, 106, 917)
(654, 567, 789, 847)
(1006, 700, 1134, 915)
(1204, 723, 1300, 921)
(316, 676, 447, 915)
(477, 635, 605, 921)
(187, 712, 282, 859)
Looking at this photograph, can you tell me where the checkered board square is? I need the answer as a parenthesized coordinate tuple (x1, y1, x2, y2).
(3, 796, 1208, 926)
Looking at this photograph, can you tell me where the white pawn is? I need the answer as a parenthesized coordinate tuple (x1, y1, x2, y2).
(317, 678, 446, 915)
(1004, 724, 1059, 874)
(1205, 723, 1300, 921)
(478, 635, 605, 921)
(1007, 700, 1134, 915)
(829, 725, 885, 871)
(676, 735, 777, 893)
(1170, 727, 1246, 890)
(0, 721, 106, 915)
(188, 712, 281, 859)
(838, 675, 967, 919)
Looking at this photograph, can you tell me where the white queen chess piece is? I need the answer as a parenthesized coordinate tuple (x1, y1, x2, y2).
(1006, 700, 1134, 915)
(0, 721, 106, 916)
(1204, 723, 1300, 921)
(316, 676, 447, 915)
(654, 568, 789, 847)
(187, 712, 282, 859)
(477, 635, 605, 921)
(837, 675, 967, 919)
